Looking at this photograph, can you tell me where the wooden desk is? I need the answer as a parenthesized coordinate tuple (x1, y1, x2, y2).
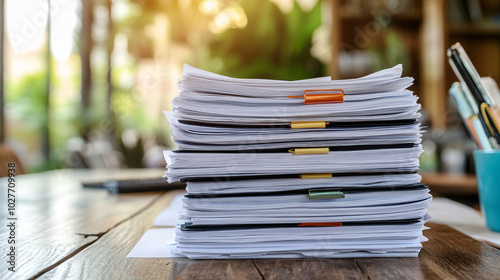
(1, 169, 500, 279)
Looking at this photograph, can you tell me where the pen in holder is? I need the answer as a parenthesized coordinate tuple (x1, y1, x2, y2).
(473, 150, 500, 232)
(447, 43, 500, 232)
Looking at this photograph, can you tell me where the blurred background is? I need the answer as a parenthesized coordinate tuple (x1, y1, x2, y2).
(0, 0, 499, 203)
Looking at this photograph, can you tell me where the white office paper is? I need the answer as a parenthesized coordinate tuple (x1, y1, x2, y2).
(157, 64, 430, 259)
(428, 197, 500, 247)
(172, 220, 429, 259)
(164, 147, 422, 182)
(171, 64, 420, 127)
(180, 64, 408, 97)
(128, 198, 500, 259)
(182, 200, 431, 226)
(127, 228, 181, 258)
(152, 193, 185, 227)
(186, 173, 422, 194)
(165, 111, 422, 150)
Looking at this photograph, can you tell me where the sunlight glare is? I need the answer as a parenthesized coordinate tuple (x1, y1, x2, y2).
(6, 0, 78, 60)
(209, 5, 247, 34)
(199, 0, 220, 15)
(6, 0, 48, 53)
(51, 0, 79, 60)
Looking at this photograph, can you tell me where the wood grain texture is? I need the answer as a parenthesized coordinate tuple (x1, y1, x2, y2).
(0, 169, 166, 279)
(39, 190, 234, 280)
(418, 224, 500, 279)
(38, 193, 500, 280)
(251, 259, 365, 280)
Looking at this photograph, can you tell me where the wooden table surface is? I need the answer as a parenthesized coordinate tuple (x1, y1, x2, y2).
(1, 169, 500, 280)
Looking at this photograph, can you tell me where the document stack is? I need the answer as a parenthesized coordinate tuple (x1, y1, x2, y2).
(164, 64, 430, 259)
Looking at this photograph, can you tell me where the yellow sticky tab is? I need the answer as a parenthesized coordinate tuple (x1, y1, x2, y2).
(290, 121, 327, 129)
(300, 173, 333, 179)
(288, 147, 329, 155)
(481, 103, 500, 135)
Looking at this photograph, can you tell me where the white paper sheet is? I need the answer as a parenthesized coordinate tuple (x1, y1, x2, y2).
(186, 173, 422, 194)
(165, 112, 422, 150)
(129, 64, 430, 259)
(152, 193, 184, 226)
(428, 197, 500, 246)
(164, 147, 422, 182)
(128, 197, 500, 259)
(127, 228, 183, 258)
(171, 64, 419, 126)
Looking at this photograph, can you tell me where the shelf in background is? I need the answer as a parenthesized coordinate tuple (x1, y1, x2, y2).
(421, 172, 477, 196)
(339, 8, 422, 24)
(449, 24, 500, 36)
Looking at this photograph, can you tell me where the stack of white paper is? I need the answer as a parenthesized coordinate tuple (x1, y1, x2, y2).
(163, 64, 430, 259)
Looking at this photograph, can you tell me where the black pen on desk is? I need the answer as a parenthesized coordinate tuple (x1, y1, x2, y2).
(83, 178, 186, 194)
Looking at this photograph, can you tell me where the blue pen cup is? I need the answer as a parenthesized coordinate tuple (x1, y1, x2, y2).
(474, 150, 500, 232)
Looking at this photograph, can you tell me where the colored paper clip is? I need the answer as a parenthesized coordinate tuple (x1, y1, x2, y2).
(290, 121, 328, 129)
(288, 147, 329, 155)
(298, 222, 342, 227)
(287, 89, 345, 105)
(308, 190, 345, 199)
(300, 173, 332, 179)
(481, 103, 500, 138)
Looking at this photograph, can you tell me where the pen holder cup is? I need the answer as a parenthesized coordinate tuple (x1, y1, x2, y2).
(474, 150, 500, 232)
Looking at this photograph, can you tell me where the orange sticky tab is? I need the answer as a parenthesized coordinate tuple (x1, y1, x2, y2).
(287, 89, 344, 105)
(297, 222, 343, 227)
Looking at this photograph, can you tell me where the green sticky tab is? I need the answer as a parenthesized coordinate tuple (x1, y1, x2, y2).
(308, 190, 345, 199)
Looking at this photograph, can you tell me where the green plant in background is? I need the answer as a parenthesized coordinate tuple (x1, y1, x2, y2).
(6, 0, 327, 171)
(108, 0, 326, 168)
(367, 29, 411, 74)
(6, 67, 82, 172)
(206, 1, 324, 80)
(120, 0, 324, 79)
(7, 73, 47, 130)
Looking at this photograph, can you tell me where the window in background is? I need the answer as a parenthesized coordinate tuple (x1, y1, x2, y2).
(2, 0, 330, 172)
(4, 0, 81, 171)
